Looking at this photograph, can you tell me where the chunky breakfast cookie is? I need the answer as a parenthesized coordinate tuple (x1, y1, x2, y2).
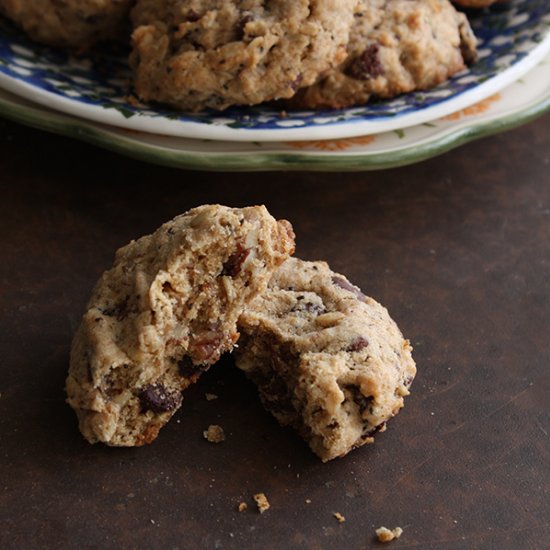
(66, 205, 295, 446)
(235, 258, 416, 462)
(0, 0, 132, 50)
(130, 0, 358, 111)
(290, 0, 478, 109)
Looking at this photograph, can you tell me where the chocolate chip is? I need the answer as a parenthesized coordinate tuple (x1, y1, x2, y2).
(138, 384, 182, 414)
(162, 281, 175, 293)
(98, 296, 130, 321)
(238, 13, 254, 39)
(185, 10, 201, 22)
(344, 385, 373, 415)
(347, 337, 369, 352)
(332, 276, 366, 301)
(345, 44, 383, 80)
(178, 356, 208, 378)
(221, 245, 250, 277)
(363, 421, 386, 438)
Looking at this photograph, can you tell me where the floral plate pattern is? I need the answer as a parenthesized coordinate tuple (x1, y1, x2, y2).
(0, 0, 549, 141)
(1, 52, 549, 171)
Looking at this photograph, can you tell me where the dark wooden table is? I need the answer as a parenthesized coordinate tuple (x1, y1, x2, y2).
(1, 115, 549, 550)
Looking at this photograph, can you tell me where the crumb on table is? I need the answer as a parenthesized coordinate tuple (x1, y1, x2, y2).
(205, 393, 218, 401)
(333, 512, 346, 523)
(203, 424, 225, 443)
(237, 502, 247, 512)
(253, 493, 270, 514)
(376, 526, 403, 543)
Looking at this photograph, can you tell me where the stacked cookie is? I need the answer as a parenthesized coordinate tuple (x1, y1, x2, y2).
(1, 0, 485, 111)
(67, 205, 416, 461)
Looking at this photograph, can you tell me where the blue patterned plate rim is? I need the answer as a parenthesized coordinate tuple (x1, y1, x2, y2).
(0, 1, 549, 141)
(0, 49, 549, 172)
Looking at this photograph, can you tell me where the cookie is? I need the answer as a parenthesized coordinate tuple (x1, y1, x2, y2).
(235, 258, 416, 462)
(289, 0, 478, 110)
(129, 0, 358, 111)
(66, 205, 295, 446)
(0, 0, 132, 50)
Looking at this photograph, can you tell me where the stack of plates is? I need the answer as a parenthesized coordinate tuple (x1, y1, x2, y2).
(0, 0, 549, 171)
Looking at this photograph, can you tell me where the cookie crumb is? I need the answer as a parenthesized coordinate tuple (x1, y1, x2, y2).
(253, 493, 270, 514)
(376, 526, 403, 543)
(237, 502, 247, 512)
(205, 393, 219, 401)
(203, 425, 225, 443)
(333, 512, 346, 523)
(305, 499, 312, 504)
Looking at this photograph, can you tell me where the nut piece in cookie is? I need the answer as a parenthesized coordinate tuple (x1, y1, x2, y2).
(0, 0, 132, 50)
(290, 0, 478, 110)
(236, 258, 416, 462)
(129, 0, 358, 111)
(66, 205, 295, 447)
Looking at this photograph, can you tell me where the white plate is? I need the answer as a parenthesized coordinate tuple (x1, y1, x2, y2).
(0, 1, 549, 141)
(1, 52, 549, 171)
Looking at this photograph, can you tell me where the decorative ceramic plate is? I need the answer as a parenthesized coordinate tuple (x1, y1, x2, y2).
(1, 52, 549, 171)
(0, 0, 549, 141)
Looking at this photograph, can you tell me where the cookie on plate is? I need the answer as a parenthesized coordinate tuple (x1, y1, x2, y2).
(66, 205, 295, 446)
(130, 0, 359, 111)
(0, 0, 133, 50)
(235, 258, 416, 462)
(290, 0, 478, 109)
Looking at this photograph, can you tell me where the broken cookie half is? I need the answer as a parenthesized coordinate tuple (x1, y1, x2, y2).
(66, 204, 295, 446)
(235, 257, 415, 461)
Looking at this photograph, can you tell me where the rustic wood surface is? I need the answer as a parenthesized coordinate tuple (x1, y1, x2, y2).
(0, 115, 549, 549)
